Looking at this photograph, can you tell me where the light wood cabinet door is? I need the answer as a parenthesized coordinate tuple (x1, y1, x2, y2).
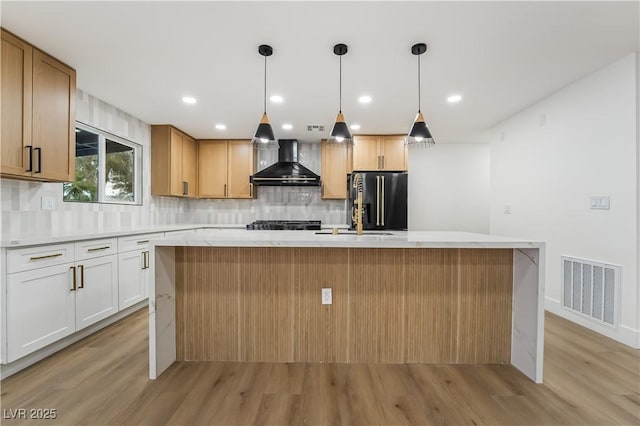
(182, 134, 197, 197)
(7, 263, 76, 362)
(380, 136, 407, 171)
(198, 140, 228, 198)
(352, 136, 380, 171)
(321, 140, 349, 199)
(227, 140, 254, 198)
(168, 127, 184, 196)
(151, 125, 198, 197)
(32, 49, 76, 182)
(1, 30, 32, 178)
(75, 255, 118, 331)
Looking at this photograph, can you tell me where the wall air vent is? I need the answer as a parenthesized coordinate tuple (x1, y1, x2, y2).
(561, 256, 620, 326)
(306, 124, 325, 132)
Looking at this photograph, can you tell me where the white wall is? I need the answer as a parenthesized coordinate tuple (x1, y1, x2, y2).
(488, 53, 639, 347)
(408, 143, 490, 232)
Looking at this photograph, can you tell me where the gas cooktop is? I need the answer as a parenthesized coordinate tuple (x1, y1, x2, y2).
(246, 220, 322, 231)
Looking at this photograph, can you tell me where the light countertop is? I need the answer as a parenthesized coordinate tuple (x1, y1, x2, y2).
(155, 229, 544, 249)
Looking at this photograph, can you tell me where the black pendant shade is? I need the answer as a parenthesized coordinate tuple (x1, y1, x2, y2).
(327, 43, 352, 144)
(252, 44, 278, 150)
(329, 111, 352, 143)
(406, 43, 435, 148)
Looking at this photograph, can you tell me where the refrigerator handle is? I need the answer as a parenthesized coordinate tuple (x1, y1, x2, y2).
(376, 176, 380, 226)
(381, 175, 385, 226)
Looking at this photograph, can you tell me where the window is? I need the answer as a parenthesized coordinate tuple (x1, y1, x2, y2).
(64, 122, 142, 204)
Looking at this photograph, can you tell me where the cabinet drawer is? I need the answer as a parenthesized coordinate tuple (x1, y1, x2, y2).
(118, 232, 165, 252)
(74, 238, 117, 261)
(7, 243, 74, 274)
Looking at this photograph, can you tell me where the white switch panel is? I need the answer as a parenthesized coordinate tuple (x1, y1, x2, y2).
(590, 196, 610, 210)
(503, 205, 512, 215)
(321, 288, 332, 305)
(41, 195, 56, 210)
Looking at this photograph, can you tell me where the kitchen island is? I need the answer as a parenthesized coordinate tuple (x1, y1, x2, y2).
(149, 230, 545, 383)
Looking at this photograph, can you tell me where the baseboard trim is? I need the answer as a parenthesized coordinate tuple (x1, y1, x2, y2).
(545, 297, 640, 349)
(1, 301, 148, 380)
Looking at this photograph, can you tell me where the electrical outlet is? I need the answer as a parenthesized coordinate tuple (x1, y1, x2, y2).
(41, 195, 56, 211)
(321, 288, 332, 305)
(503, 205, 512, 215)
(590, 196, 610, 210)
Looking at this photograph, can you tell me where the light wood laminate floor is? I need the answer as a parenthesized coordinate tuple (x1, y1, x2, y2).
(1, 309, 638, 425)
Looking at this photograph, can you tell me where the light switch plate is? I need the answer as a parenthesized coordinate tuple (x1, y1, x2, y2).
(590, 196, 610, 210)
(503, 205, 512, 215)
(321, 288, 332, 305)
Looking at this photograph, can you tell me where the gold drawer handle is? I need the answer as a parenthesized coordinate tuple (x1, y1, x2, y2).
(136, 240, 150, 244)
(30, 253, 63, 261)
(87, 246, 110, 252)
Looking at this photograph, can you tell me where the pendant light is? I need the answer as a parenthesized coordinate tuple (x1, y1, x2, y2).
(252, 44, 278, 150)
(327, 43, 352, 144)
(406, 43, 435, 148)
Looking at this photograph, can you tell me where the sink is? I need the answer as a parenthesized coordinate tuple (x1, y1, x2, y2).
(314, 231, 394, 236)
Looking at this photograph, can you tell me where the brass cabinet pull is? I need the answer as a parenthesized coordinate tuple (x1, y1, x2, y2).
(34, 147, 42, 173)
(30, 253, 63, 261)
(249, 183, 253, 198)
(26, 145, 33, 172)
(70, 266, 76, 291)
(141, 251, 148, 270)
(78, 264, 85, 289)
(381, 175, 385, 226)
(87, 246, 110, 252)
(321, 183, 324, 198)
(182, 181, 188, 195)
(136, 240, 149, 244)
(224, 184, 227, 197)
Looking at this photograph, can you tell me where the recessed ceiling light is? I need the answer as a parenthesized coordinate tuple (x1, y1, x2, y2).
(270, 95, 284, 103)
(358, 95, 372, 104)
(350, 124, 361, 130)
(282, 123, 293, 130)
(215, 124, 226, 130)
(182, 96, 197, 104)
(447, 94, 462, 103)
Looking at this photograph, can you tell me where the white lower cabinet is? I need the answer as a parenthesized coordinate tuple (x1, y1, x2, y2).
(7, 263, 76, 362)
(74, 255, 118, 330)
(117, 250, 148, 310)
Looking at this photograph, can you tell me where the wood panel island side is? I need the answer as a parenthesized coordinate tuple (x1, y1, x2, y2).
(149, 230, 545, 383)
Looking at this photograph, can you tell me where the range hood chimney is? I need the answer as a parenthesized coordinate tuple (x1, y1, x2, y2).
(250, 139, 321, 186)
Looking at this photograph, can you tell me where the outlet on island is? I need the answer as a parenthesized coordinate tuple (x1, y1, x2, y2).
(321, 288, 332, 305)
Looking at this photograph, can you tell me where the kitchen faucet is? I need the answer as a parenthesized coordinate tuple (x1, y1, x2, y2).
(352, 173, 364, 236)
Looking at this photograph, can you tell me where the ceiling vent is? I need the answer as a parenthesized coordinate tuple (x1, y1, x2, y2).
(306, 124, 325, 132)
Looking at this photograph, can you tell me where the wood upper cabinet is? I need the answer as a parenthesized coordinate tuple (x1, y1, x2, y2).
(197, 139, 254, 199)
(151, 125, 198, 197)
(1, 29, 76, 182)
(352, 135, 407, 172)
(321, 139, 349, 199)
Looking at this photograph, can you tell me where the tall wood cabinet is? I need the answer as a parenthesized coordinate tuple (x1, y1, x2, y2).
(151, 125, 197, 197)
(352, 135, 407, 171)
(198, 140, 254, 199)
(321, 139, 350, 199)
(1, 29, 76, 182)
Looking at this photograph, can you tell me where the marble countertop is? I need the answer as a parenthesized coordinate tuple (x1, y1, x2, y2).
(155, 229, 544, 249)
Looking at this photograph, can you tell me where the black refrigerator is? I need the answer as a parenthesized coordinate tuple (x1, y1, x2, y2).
(347, 172, 408, 230)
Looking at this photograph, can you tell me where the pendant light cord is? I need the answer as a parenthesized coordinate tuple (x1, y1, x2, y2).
(339, 55, 342, 113)
(264, 55, 267, 114)
(417, 53, 421, 112)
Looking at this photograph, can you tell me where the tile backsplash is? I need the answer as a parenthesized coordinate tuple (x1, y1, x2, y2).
(0, 90, 346, 239)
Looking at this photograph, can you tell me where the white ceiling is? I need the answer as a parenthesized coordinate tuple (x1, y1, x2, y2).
(2, 1, 638, 143)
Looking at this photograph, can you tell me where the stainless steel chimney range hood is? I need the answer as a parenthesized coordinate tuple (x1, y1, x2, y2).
(250, 139, 321, 186)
